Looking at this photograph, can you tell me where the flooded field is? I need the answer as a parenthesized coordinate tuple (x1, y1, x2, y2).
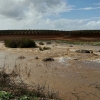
(0, 41, 100, 100)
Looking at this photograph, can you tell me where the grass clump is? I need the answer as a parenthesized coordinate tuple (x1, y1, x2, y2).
(4, 38, 37, 48)
(0, 91, 12, 100)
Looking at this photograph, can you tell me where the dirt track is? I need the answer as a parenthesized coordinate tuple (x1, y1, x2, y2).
(0, 42, 100, 100)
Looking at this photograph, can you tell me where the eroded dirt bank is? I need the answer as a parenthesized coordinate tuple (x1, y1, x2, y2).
(0, 42, 100, 100)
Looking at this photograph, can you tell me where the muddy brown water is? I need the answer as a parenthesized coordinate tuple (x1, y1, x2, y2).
(0, 42, 100, 100)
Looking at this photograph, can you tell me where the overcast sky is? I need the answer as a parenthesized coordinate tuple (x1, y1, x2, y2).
(0, 0, 100, 30)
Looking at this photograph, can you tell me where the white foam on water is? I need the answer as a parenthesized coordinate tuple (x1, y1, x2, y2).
(55, 57, 71, 66)
(59, 57, 65, 63)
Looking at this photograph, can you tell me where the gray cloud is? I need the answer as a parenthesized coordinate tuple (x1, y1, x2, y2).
(0, 0, 26, 19)
(0, 0, 71, 20)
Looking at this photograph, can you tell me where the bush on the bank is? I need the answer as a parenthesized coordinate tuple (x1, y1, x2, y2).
(4, 38, 37, 48)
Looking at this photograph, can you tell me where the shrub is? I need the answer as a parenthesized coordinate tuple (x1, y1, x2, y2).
(5, 38, 37, 48)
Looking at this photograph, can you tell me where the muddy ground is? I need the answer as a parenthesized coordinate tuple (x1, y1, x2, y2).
(0, 41, 100, 100)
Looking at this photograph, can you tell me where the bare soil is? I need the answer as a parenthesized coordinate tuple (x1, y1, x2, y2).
(0, 34, 100, 41)
(0, 41, 100, 100)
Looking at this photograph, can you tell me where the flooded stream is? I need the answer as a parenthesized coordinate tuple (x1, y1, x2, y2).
(0, 42, 100, 99)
